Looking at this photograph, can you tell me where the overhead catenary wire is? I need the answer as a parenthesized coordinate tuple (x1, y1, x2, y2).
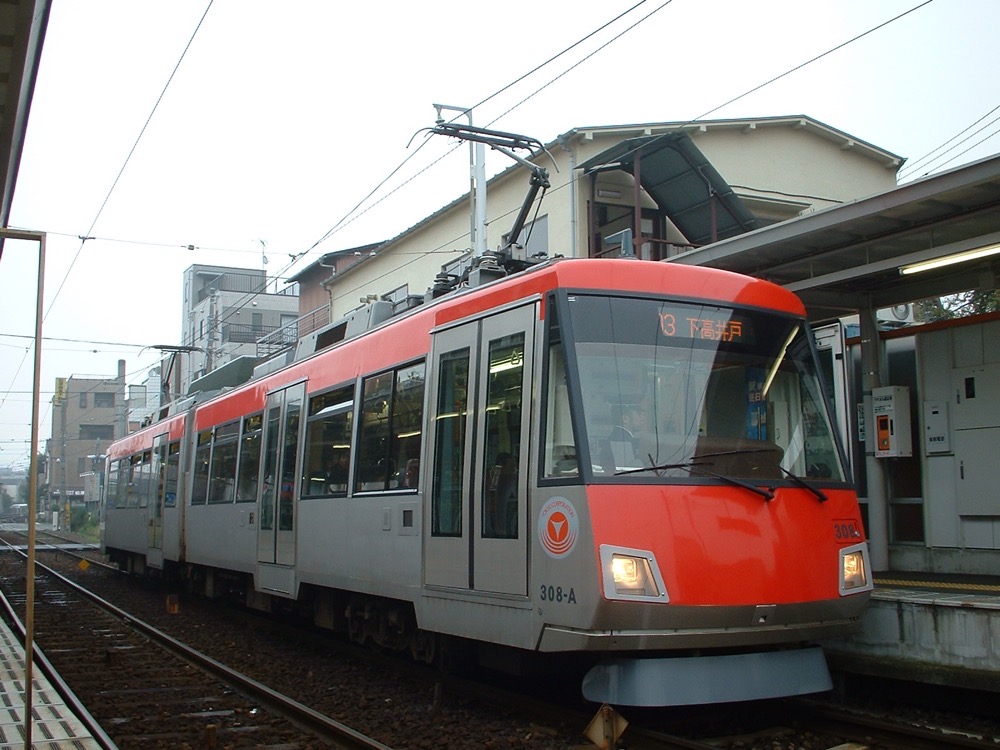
(176, 3, 667, 359)
(923, 122, 1000, 175)
(275, 2, 938, 313)
(0, 2, 214, 428)
(296, 0, 935, 282)
(42, 1, 215, 322)
(0, 333, 151, 349)
(301, 0, 657, 260)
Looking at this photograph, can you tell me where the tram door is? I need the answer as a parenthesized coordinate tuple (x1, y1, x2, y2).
(257, 382, 304, 568)
(425, 304, 534, 596)
(813, 322, 852, 473)
(147, 432, 167, 566)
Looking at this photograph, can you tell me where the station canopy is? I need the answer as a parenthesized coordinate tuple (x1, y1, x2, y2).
(667, 153, 1000, 322)
(577, 132, 759, 247)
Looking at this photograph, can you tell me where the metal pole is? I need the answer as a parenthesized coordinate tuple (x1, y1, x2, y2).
(10, 229, 45, 749)
(433, 103, 487, 255)
(115, 359, 127, 439)
(859, 302, 889, 570)
(61, 400, 67, 531)
(473, 138, 487, 255)
(1, 229, 46, 749)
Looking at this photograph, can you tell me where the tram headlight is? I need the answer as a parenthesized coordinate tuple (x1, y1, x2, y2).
(611, 556, 641, 587)
(839, 543, 873, 595)
(600, 546, 669, 602)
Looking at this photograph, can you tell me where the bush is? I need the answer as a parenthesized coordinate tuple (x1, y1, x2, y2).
(69, 506, 98, 537)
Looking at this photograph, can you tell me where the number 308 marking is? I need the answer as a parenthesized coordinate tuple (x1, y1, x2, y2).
(834, 522, 860, 540)
(539, 585, 577, 604)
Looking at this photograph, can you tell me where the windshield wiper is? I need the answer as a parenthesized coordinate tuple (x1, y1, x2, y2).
(616, 458, 774, 501)
(777, 466, 828, 503)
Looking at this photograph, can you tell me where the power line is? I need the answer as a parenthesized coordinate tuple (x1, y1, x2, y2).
(916, 122, 1000, 176)
(6, 0, 941, 434)
(485, 0, 673, 126)
(25, 228, 262, 256)
(43, 1, 215, 322)
(0, 333, 151, 348)
(308, 3, 935, 305)
(898, 103, 1000, 180)
(299, 0, 656, 264)
(0, 3, 214, 418)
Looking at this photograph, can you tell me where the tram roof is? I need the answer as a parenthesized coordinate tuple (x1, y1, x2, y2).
(667, 153, 1000, 322)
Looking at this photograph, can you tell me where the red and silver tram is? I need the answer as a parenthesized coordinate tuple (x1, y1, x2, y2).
(102, 257, 872, 706)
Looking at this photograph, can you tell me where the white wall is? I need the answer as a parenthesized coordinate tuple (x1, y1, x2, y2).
(917, 319, 1000, 555)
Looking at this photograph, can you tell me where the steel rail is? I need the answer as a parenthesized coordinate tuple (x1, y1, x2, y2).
(2, 541, 392, 750)
(0, 586, 119, 749)
(798, 699, 1000, 749)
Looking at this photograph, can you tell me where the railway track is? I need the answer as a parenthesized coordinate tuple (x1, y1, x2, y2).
(1, 532, 596, 748)
(0, 541, 390, 749)
(3, 531, 1000, 749)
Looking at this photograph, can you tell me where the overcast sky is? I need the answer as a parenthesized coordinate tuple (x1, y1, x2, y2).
(1, 0, 998, 469)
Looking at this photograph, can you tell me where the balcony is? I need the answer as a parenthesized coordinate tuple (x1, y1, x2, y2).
(224, 323, 298, 346)
(255, 306, 330, 358)
(195, 270, 299, 303)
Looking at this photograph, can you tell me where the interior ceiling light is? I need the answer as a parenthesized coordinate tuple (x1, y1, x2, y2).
(899, 243, 1000, 275)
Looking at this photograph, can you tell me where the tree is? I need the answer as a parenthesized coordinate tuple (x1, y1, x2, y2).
(0, 485, 12, 512)
(917, 290, 1000, 322)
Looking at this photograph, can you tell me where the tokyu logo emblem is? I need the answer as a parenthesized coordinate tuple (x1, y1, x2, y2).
(538, 497, 578, 558)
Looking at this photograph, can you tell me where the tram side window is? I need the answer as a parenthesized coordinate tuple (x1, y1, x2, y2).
(393, 363, 424, 489)
(260, 406, 281, 530)
(191, 429, 212, 505)
(138, 450, 152, 508)
(431, 349, 469, 537)
(482, 333, 525, 539)
(279, 392, 302, 531)
(164, 441, 180, 507)
(303, 385, 354, 498)
(114, 460, 127, 508)
(126, 454, 142, 508)
(355, 361, 425, 492)
(208, 421, 239, 504)
(543, 307, 579, 479)
(154, 444, 167, 511)
(236, 414, 262, 503)
(106, 460, 120, 507)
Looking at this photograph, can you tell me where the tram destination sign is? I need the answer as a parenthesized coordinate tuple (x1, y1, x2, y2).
(657, 307, 755, 345)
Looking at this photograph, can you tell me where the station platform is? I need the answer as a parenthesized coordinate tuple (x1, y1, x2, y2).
(822, 572, 1000, 692)
(0, 618, 104, 748)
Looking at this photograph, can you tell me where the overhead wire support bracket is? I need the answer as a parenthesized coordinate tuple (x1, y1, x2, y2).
(427, 122, 559, 174)
(419, 121, 559, 273)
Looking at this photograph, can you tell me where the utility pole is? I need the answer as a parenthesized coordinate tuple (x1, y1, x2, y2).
(60, 395, 67, 531)
(434, 103, 487, 255)
(115, 359, 126, 439)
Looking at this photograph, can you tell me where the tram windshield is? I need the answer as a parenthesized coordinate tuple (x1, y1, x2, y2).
(543, 294, 847, 484)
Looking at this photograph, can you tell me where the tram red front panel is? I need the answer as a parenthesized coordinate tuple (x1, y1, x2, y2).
(586, 485, 863, 605)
